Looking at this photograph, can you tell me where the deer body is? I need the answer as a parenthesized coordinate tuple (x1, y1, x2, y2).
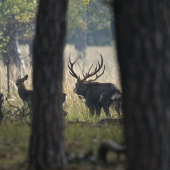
(18, 88, 33, 102)
(68, 54, 122, 117)
(75, 81, 121, 117)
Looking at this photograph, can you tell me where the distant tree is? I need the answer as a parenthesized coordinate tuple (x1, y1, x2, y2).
(0, 93, 4, 124)
(67, 0, 113, 58)
(114, 0, 170, 169)
(0, 0, 37, 97)
(0, 0, 37, 65)
(67, 0, 112, 37)
(29, 0, 68, 169)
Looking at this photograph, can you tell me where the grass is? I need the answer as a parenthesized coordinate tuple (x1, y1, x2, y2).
(0, 96, 124, 170)
(65, 123, 124, 155)
(0, 95, 124, 170)
(0, 122, 125, 170)
(0, 124, 30, 169)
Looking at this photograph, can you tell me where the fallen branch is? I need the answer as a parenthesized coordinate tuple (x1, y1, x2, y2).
(6, 100, 23, 122)
(98, 140, 126, 163)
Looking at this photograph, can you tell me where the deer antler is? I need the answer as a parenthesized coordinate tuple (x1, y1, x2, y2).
(68, 53, 79, 79)
(88, 65, 105, 82)
(82, 54, 105, 81)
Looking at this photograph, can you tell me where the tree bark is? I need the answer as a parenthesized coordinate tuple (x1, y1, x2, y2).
(114, 1, 170, 170)
(29, 0, 68, 169)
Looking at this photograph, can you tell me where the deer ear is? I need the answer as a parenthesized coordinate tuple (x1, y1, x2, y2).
(24, 75, 28, 80)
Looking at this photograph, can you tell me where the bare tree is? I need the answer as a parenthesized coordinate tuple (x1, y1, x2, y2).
(29, 0, 68, 169)
(2, 21, 22, 98)
(0, 93, 4, 124)
(114, 0, 170, 170)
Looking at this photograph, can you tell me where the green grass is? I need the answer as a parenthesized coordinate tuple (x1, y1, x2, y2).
(0, 124, 30, 169)
(65, 123, 124, 154)
(0, 120, 125, 170)
(0, 87, 124, 170)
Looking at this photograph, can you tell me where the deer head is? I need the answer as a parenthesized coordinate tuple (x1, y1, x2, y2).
(16, 75, 28, 88)
(68, 54, 105, 94)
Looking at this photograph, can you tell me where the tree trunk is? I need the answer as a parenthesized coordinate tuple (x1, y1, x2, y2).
(29, 0, 68, 169)
(0, 93, 4, 124)
(114, 1, 170, 170)
(3, 21, 21, 68)
(6, 59, 10, 99)
(74, 12, 87, 59)
(75, 27, 87, 59)
(2, 20, 24, 88)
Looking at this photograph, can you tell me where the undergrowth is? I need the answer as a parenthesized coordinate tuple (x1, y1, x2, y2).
(0, 122, 125, 170)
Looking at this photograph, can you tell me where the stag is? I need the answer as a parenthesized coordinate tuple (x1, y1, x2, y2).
(16, 75, 67, 116)
(68, 54, 122, 117)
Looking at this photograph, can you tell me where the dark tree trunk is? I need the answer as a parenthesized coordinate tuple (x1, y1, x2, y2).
(29, 0, 68, 169)
(114, 1, 170, 170)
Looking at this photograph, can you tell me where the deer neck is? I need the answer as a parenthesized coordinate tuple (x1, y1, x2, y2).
(76, 82, 88, 96)
(18, 84, 27, 96)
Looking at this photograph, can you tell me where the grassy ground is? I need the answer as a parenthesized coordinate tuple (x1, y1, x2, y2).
(0, 97, 125, 170)
(0, 121, 125, 170)
(0, 99, 125, 170)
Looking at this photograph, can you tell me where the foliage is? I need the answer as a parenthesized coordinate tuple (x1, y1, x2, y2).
(0, 0, 113, 51)
(0, 0, 36, 23)
(67, 0, 113, 38)
(0, 0, 37, 58)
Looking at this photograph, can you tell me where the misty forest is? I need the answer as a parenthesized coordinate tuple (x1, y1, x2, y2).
(0, 0, 170, 170)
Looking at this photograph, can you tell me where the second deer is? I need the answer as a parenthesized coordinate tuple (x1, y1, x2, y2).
(16, 75, 67, 116)
(68, 54, 122, 117)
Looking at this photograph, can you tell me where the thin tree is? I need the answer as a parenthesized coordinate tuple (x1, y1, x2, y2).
(114, 0, 170, 170)
(29, 0, 68, 169)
